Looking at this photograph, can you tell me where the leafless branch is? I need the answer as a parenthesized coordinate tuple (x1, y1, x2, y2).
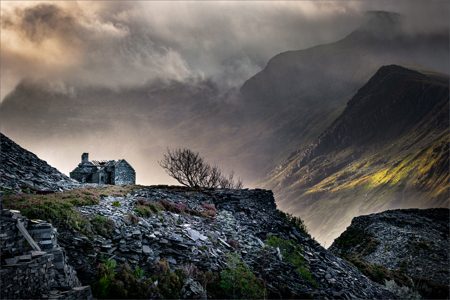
(158, 148, 244, 189)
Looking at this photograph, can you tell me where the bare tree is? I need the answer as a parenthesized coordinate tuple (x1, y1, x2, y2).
(159, 148, 243, 189)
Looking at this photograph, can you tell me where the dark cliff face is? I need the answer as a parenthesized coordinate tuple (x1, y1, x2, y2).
(329, 208, 450, 299)
(297, 65, 449, 170)
(263, 65, 449, 246)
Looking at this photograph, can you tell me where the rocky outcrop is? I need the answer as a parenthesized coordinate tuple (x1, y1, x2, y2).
(59, 187, 396, 299)
(330, 208, 449, 298)
(1, 133, 80, 193)
(0, 209, 93, 299)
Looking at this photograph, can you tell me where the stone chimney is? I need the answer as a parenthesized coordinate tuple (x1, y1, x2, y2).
(82, 153, 89, 164)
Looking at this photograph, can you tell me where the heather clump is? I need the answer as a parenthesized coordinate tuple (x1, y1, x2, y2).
(266, 235, 316, 286)
(91, 259, 153, 299)
(2, 185, 145, 229)
(207, 252, 266, 299)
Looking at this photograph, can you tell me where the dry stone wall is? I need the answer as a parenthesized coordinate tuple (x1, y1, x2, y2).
(0, 210, 28, 255)
(1, 250, 55, 299)
(27, 220, 82, 288)
(0, 208, 92, 299)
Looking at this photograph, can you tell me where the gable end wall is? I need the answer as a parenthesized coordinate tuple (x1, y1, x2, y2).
(114, 161, 135, 185)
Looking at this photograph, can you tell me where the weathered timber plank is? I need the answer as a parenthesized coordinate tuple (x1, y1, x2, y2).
(16, 220, 42, 251)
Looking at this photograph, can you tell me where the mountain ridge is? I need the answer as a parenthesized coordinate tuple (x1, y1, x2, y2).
(262, 64, 449, 246)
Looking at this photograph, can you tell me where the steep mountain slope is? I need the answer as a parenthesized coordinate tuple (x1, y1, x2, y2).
(1, 12, 448, 186)
(240, 11, 449, 163)
(0, 133, 80, 193)
(329, 208, 449, 299)
(262, 65, 449, 246)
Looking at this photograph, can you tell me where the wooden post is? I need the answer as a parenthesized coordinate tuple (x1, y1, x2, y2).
(16, 220, 41, 251)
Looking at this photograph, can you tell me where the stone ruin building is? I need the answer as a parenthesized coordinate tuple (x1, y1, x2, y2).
(70, 153, 135, 185)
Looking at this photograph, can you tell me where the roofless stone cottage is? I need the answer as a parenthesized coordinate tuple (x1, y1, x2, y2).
(70, 153, 135, 185)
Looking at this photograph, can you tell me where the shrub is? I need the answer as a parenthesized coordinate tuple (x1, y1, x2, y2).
(91, 259, 117, 298)
(217, 252, 266, 299)
(91, 216, 116, 237)
(92, 262, 153, 299)
(112, 201, 121, 207)
(155, 258, 170, 276)
(2, 185, 146, 235)
(201, 204, 217, 212)
(201, 204, 217, 217)
(181, 264, 200, 278)
(149, 202, 161, 213)
(333, 227, 380, 257)
(158, 147, 243, 188)
(345, 257, 410, 286)
(136, 199, 163, 212)
(277, 210, 311, 238)
(135, 205, 152, 218)
(160, 200, 182, 214)
(134, 266, 144, 279)
(124, 212, 139, 226)
(412, 276, 449, 299)
(157, 269, 185, 299)
(266, 235, 316, 286)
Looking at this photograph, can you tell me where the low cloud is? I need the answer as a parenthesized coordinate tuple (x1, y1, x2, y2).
(1, 1, 448, 100)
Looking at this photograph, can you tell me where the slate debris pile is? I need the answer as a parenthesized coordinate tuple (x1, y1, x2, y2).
(0, 133, 80, 193)
(0, 209, 93, 299)
(330, 208, 450, 287)
(61, 187, 396, 299)
(27, 220, 82, 288)
(40, 286, 93, 300)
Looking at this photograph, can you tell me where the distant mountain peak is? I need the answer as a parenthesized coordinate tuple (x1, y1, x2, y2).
(352, 10, 404, 39)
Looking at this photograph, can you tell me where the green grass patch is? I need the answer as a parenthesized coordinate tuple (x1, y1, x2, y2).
(344, 257, 411, 287)
(332, 227, 380, 257)
(91, 216, 116, 238)
(135, 205, 153, 218)
(2, 185, 146, 236)
(266, 235, 316, 286)
(277, 209, 311, 238)
(207, 252, 266, 299)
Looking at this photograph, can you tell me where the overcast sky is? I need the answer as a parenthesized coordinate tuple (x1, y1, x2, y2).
(1, 1, 448, 102)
